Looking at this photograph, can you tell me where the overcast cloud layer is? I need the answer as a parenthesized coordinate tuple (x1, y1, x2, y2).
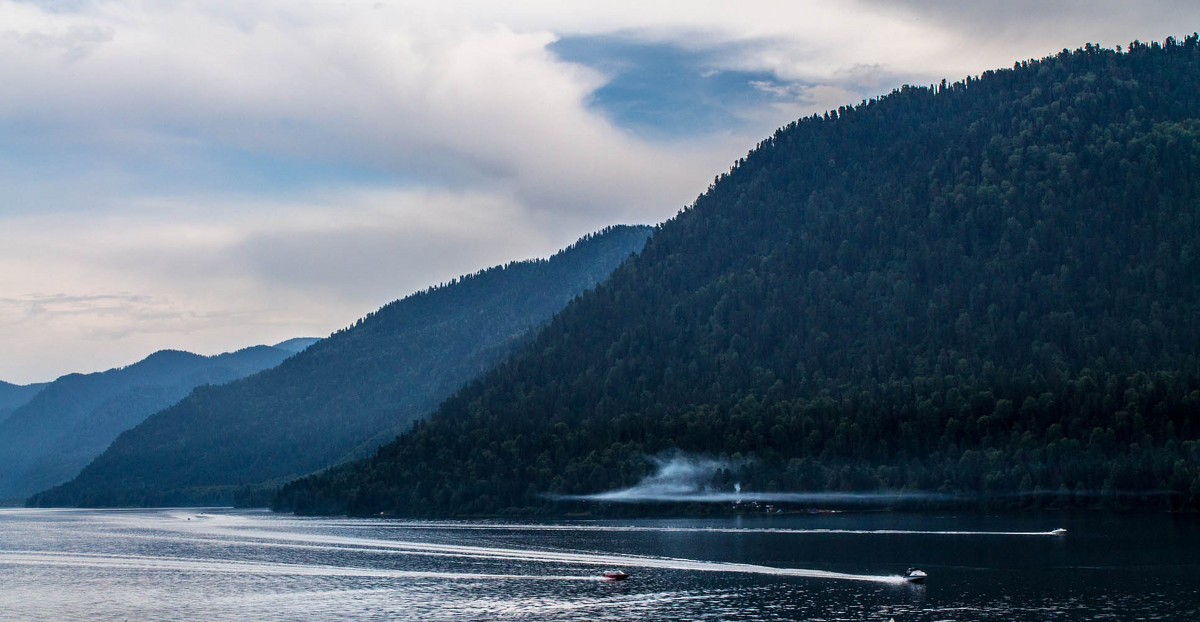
(2, 0, 1197, 383)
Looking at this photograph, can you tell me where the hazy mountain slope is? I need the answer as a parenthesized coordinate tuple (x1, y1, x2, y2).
(272, 338, 321, 354)
(0, 381, 48, 425)
(30, 225, 652, 507)
(274, 39, 1200, 517)
(0, 345, 296, 500)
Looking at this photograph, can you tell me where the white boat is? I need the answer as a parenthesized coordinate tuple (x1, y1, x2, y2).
(1051, 528, 1067, 535)
(903, 568, 927, 583)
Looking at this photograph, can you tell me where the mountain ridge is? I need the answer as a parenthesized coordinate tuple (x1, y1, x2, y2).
(0, 343, 300, 501)
(272, 338, 321, 354)
(30, 225, 653, 507)
(0, 381, 48, 425)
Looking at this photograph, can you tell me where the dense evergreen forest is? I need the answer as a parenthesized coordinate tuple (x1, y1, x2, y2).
(0, 345, 298, 502)
(275, 38, 1200, 517)
(28, 226, 651, 507)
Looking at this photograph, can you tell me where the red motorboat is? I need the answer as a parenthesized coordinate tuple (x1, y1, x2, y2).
(603, 570, 630, 581)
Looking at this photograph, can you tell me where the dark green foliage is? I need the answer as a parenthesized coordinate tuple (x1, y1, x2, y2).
(28, 226, 652, 507)
(0, 346, 293, 501)
(275, 38, 1200, 517)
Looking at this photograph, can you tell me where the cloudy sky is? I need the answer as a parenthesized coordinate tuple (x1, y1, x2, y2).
(1, 0, 1197, 383)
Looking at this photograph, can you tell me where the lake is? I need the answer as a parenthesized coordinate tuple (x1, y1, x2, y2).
(0, 508, 1197, 620)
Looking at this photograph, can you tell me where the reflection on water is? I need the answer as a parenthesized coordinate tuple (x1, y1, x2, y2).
(0, 508, 1197, 620)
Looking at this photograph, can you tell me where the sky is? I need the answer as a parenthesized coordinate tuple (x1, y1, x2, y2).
(1, 0, 1198, 384)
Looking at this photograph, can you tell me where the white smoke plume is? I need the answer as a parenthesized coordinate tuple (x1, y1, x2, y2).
(551, 453, 955, 505)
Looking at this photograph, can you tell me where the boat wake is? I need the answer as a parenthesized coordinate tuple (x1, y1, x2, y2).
(0, 549, 605, 582)
(136, 513, 910, 584)
(321, 521, 1066, 538)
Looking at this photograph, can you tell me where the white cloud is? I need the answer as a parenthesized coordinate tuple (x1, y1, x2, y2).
(0, 1, 721, 212)
(1, 0, 1197, 382)
(0, 187, 599, 381)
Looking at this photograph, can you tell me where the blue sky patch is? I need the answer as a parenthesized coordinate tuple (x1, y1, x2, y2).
(0, 119, 405, 214)
(550, 35, 801, 140)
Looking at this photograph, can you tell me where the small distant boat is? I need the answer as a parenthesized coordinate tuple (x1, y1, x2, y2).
(1051, 528, 1067, 535)
(903, 567, 927, 583)
(603, 570, 629, 581)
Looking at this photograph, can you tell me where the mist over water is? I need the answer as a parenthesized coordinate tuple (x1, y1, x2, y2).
(548, 455, 1165, 506)
(1, 508, 1198, 620)
(571, 489, 958, 504)
(551, 454, 956, 505)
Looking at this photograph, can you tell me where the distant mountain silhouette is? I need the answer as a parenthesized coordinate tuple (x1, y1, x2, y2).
(0, 381, 48, 425)
(31, 225, 652, 507)
(0, 345, 298, 501)
(272, 338, 321, 354)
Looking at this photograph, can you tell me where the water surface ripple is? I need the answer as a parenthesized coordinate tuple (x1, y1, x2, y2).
(0, 508, 1196, 620)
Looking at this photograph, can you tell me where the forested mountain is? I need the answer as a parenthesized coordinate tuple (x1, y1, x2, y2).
(29, 226, 652, 507)
(0, 345, 297, 501)
(273, 38, 1200, 517)
(0, 381, 47, 425)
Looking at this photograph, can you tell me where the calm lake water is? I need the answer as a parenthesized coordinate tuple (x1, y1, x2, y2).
(0, 508, 1197, 620)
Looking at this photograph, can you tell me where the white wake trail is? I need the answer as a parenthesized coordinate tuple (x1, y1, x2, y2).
(0, 549, 602, 581)
(327, 521, 1065, 538)
(158, 515, 908, 584)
